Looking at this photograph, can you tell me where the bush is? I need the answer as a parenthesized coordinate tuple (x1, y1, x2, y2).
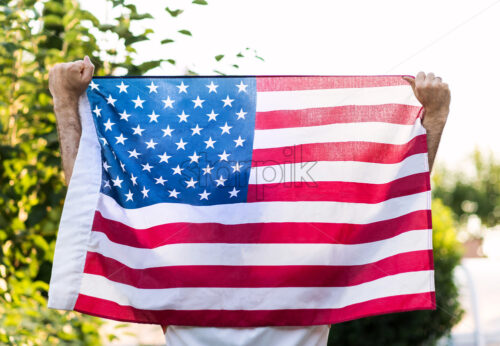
(328, 199, 464, 346)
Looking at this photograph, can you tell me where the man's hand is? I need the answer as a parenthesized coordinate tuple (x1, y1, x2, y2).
(49, 56, 94, 108)
(402, 72, 450, 172)
(49, 56, 94, 185)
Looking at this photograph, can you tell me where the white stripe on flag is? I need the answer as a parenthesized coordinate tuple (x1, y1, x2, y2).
(79, 270, 434, 310)
(96, 191, 430, 228)
(248, 153, 429, 185)
(256, 85, 421, 112)
(253, 122, 425, 149)
(88, 229, 432, 268)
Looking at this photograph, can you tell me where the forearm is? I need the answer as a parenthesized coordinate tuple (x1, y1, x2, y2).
(422, 110, 447, 172)
(54, 99, 82, 185)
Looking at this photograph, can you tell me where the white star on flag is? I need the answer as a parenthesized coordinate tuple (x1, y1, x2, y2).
(215, 175, 227, 186)
(106, 94, 117, 106)
(218, 150, 230, 161)
(128, 149, 141, 159)
(130, 173, 138, 186)
(236, 81, 248, 93)
(119, 110, 131, 121)
(115, 133, 127, 145)
(162, 96, 175, 109)
(168, 189, 180, 198)
(158, 152, 172, 163)
(204, 137, 216, 149)
(103, 161, 111, 171)
(192, 96, 205, 108)
(236, 108, 247, 120)
(145, 139, 158, 149)
(175, 138, 187, 150)
(185, 177, 197, 188)
(154, 176, 167, 185)
(89, 80, 99, 90)
(228, 187, 240, 198)
(177, 110, 190, 123)
(116, 81, 129, 93)
(222, 95, 234, 107)
(199, 190, 211, 200)
(206, 109, 218, 121)
(220, 122, 232, 135)
(162, 125, 174, 137)
(147, 110, 160, 123)
(188, 151, 201, 163)
(112, 175, 123, 187)
(132, 125, 145, 136)
(231, 161, 243, 172)
(191, 124, 203, 135)
(132, 95, 145, 108)
(206, 81, 218, 93)
(234, 136, 245, 147)
(202, 164, 213, 175)
(93, 105, 102, 117)
(141, 163, 153, 172)
(103, 119, 115, 131)
(147, 81, 158, 93)
(176, 81, 189, 93)
(172, 165, 183, 175)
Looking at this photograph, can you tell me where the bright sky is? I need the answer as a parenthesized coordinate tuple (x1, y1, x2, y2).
(82, 0, 500, 169)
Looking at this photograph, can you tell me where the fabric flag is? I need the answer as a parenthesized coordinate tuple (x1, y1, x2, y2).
(48, 75, 435, 327)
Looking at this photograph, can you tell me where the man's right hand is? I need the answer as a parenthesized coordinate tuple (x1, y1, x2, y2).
(49, 56, 94, 185)
(49, 55, 94, 108)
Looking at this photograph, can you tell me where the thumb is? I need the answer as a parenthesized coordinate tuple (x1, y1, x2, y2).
(402, 76, 416, 92)
(82, 55, 95, 84)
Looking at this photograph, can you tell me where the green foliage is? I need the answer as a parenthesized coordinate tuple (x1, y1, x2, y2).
(433, 149, 500, 229)
(328, 199, 464, 346)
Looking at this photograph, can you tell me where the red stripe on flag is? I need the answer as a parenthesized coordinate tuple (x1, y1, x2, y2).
(251, 134, 427, 166)
(91, 210, 431, 248)
(74, 291, 435, 326)
(255, 104, 423, 129)
(83, 250, 434, 289)
(247, 173, 430, 203)
(256, 76, 412, 92)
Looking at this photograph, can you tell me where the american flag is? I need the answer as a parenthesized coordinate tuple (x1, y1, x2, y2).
(48, 75, 435, 327)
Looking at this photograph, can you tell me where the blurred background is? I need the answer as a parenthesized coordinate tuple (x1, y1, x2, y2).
(0, 0, 498, 345)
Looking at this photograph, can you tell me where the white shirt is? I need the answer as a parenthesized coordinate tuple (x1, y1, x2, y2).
(164, 325, 330, 346)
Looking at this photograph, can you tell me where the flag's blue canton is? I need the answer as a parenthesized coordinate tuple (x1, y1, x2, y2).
(86, 77, 257, 208)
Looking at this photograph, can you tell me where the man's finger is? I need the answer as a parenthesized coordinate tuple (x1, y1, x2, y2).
(402, 76, 416, 91)
(426, 72, 435, 82)
(84, 55, 94, 68)
(415, 71, 426, 86)
(69, 61, 85, 73)
(81, 57, 95, 84)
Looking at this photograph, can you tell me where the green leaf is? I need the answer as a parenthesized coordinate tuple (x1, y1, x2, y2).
(178, 29, 192, 36)
(42, 14, 62, 26)
(160, 38, 174, 45)
(0, 42, 18, 53)
(167, 59, 176, 65)
(165, 7, 184, 17)
(192, 0, 208, 4)
(130, 12, 153, 20)
(215, 54, 224, 61)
